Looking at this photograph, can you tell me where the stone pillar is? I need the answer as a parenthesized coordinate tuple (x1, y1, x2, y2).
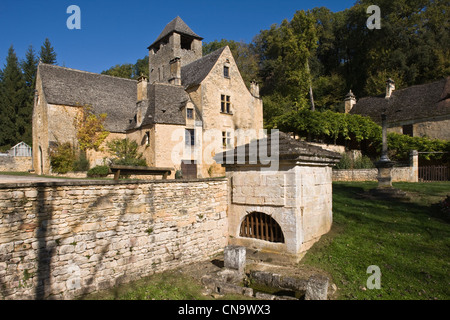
(375, 113, 394, 188)
(224, 245, 246, 273)
(380, 113, 390, 162)
(344, 90, 356, 113)
(410, 150, 418, 182)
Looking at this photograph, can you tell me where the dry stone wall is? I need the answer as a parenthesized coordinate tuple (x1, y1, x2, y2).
(0, 178, 227, 300)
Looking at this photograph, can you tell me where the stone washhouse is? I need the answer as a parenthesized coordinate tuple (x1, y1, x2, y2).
(215, 131, 341, 262)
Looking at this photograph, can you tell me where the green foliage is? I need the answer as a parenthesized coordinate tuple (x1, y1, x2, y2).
(335, 153, 375, 170)
(254, 10, 317, 108)
(388, 133, 450, 163)
(273, 107, 382, 147)
(39, 38, 57, 65)
(73, 152, 90, 172)
(101, 63, 135, 79)
(0, 46, 28, 147)
(107, 138, 147, 166)
(50, 142, 76, 174)
(335, 153, 353, 170)
(87, 165, 109, 178)
(74, 105, 109, 152)
(101, 56, 149, 79)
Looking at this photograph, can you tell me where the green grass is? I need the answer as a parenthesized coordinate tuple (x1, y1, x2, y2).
(81, 271, 209, 300)
(302, 181, 450, 300)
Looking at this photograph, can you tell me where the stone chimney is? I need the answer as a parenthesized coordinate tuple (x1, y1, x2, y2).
(250, 81, 260, 98)
(169, 57, 181, 85)
(344, 90, 356, 113)
(137, 74, 148, 101)
(385, 78, 395, 99)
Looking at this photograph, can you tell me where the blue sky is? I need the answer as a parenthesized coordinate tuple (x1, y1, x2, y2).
(0, 0, 356, 74)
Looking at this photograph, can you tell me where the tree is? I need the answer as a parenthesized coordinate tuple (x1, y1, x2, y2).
(39, 38, 57, 64)
(74, 105, 110, 152)
(254, 10, 318, 125)
(0, 46, 27, 148)
(101, 56, 149, 80)
(107, 138, 147, 166)
(101, 63, 135, 79)
(19, 45, 38, 145)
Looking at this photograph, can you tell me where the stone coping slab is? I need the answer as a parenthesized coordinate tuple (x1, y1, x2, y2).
(0, 174, 226, 189)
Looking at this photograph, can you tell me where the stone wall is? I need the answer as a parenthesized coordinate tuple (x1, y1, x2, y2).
(0, 178, 228, 300)
(332, 167, 417, 182)
(0, 156, 32, 172)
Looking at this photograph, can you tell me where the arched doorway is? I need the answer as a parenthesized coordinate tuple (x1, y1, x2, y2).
(240, 212, 284, 243)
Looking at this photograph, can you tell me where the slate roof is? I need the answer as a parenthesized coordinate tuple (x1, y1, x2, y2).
(148, 16, 203, 50)
(38, 63, 137, 133)
(138, 83, 189, 128)
(181, 46, 226, 89)
(214, 131, 341, 166)
(350, 77, 450, 125)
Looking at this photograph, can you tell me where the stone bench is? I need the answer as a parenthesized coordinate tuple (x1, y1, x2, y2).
(109, 165, 173, 180)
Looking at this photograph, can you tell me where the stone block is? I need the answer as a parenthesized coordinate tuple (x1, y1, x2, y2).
(305, 275, 329, 300)
(224, 245, 246, 273)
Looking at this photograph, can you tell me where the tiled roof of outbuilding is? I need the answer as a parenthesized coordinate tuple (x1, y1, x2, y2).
(350, 77, 450, 125)
(214, 131, 341, 166)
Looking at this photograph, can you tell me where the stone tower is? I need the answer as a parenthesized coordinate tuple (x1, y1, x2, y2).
(147, 17, 203, 85)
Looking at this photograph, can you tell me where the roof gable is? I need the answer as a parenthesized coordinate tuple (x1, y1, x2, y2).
(181, 46, 227, 88)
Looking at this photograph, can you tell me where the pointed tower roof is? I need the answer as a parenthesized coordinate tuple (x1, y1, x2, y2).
(148, 16, 203, 49)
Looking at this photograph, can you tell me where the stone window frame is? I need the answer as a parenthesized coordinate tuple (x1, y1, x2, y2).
(222, 131, 232, 149)
(186, 108, 194, 119)
(224, 59, 231, 78)
(221, 94, 232, 114)
(185, 128, 195, 146)
(144, 131, 150, 146)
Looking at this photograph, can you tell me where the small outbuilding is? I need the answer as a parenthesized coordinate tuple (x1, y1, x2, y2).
(215, 131, 341, 262)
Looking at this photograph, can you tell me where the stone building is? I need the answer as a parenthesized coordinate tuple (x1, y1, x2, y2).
(346, 77, 450, 140)
(32, 16, 263, 177)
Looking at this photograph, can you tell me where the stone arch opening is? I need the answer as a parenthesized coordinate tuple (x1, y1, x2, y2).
(240, 212, 284, 243)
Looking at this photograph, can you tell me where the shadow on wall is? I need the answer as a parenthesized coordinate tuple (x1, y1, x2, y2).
(31, 185, 141, 299)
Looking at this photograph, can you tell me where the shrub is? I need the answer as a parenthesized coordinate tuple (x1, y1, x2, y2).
(50, 142, 76, 174)
(335, 153, 352, 169)
(353, 155, 374, 169)
(335, 153, 374, 169)
(87, 165, 110, 178)
(107, 138, 147, 166)
(73, 152, 90, 172)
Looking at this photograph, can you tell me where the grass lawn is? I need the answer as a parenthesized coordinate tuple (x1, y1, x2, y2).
(302, 181, 450, 300)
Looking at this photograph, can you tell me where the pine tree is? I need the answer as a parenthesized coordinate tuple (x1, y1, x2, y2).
(0, 46, 27, 148)
(39, 38, 57, 65)
(21, 45, 38, 88)
(19, 45, 38, 145)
